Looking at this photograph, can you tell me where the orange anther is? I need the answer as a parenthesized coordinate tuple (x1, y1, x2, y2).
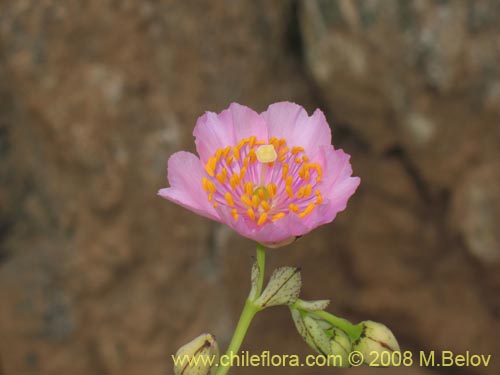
(297, 186, 305, 198)
(216, 168, 227, 184)
(233, 146, 240, 161)
(240, 166, 247, 180)
(224, 192, 234, 207)
(261, 200, 271, 211)
(257, 212, 268, 226)
(278, 147, 289, 157)
(257, 189, 266, 200)
(267, 183, 277, 199)
(245, 182, 254, 196)
(299, 203, 316, 218)
(272, 212, 285, 222)
(202, 177, 209, 192)
(247, 208, 256, 220)
(304, 184, 312, 197)
(251, 195, 260, 209)
(282, 164, 289, 180)
(206, 180, 216, 193)
(315, 190, 323, 204)
(205, 156, 217, 176)
(241, 194, 252, 207)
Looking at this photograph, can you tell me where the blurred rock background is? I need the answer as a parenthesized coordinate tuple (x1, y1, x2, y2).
(0, 0, 499, 374)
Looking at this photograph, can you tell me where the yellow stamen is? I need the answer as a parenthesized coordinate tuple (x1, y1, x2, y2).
(310, 163, 322, 179)
(272, 212, 285, 222)
(248, 149, 257, 164)
(289, 203, 299, 213)
(240, 166, 247, 180)
(233, 146, 240, 161)
(213, 202, 219, 208)
(297, 186, 305, 198)
(249, 136, 256, 148)
(261, 200, 270, 211)
(304, 184, 312, 197)
(202, 177, 209, 192)
(267, 183, 276, 199)
(278, 147, 289, 157)
(241, 194, 252, 207)
(230, 174, 239, 190)
(224, 192, 234, 207)
(216, 168, 227, 184)
(286, 175, 293, 186)
(205, 156, 217, 176)
(222, 146, 231, 158)
(256, 144, 277, 163)
(251, 195, 260, 209)
(247, 208, 256, 220)
(257, 212, 268, 226)
(226, 155, 234, 165)
(231, 208, 238, 221)
(257, 189, 266, 200)
(286, 185, 294, 198)
(206, 180, 216, 193)
(282, 164, 289, 180)
(245, 182, 254, 196)
(291, 146, 304, 155)
(299, 203, 316, 218)
(315, 190, 323, 204)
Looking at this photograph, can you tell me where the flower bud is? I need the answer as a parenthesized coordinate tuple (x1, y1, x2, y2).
(291, 308, 352, 367)
(255, 266, 301, 308)
(174, 333, 219, 375)
(328, 327, 352, 367)
(352, 320, 400, 364)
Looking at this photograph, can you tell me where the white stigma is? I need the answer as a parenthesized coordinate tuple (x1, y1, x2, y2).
(256, 144, 277, 163)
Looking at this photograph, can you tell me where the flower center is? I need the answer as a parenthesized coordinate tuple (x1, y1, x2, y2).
(201, 136, 323, 226)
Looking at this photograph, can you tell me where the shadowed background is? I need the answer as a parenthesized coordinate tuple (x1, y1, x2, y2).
(1, 1, 499, 374)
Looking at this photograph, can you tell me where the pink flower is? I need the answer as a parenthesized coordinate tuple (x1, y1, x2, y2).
(158, 102, 360, 248)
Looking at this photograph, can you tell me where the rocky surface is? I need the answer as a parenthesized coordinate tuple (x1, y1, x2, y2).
(0, 1, 499, 374)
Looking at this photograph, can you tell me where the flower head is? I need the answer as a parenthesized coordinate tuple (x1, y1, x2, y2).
(159, 102, 360, 247)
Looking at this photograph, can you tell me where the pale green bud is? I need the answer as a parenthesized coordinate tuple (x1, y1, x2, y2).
(174, 333, 219, 375)
(293, 299, 330, 311)
(328, 327, 352, 367)
(291, 309, 352, 367)
(353, 320, 400, 364)
(255, 266, 301, 308)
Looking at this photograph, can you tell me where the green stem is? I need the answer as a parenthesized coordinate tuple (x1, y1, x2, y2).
(214, 244, 266, 375)
(256, 243, 266, 296)
(311, 310, 363, 341)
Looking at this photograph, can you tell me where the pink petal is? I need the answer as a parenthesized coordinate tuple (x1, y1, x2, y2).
(314, 146, 360, 223)
(261, 102, 332, 150)
(193, 110, 236, 164)
(227, 103, 268, 141)
(214, 205, 309, 246)
(158, 151, 220, 221)
(193, 103, 268, 164)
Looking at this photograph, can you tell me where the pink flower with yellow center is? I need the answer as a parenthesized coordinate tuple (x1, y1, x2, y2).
(158, 102, 360, 248)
